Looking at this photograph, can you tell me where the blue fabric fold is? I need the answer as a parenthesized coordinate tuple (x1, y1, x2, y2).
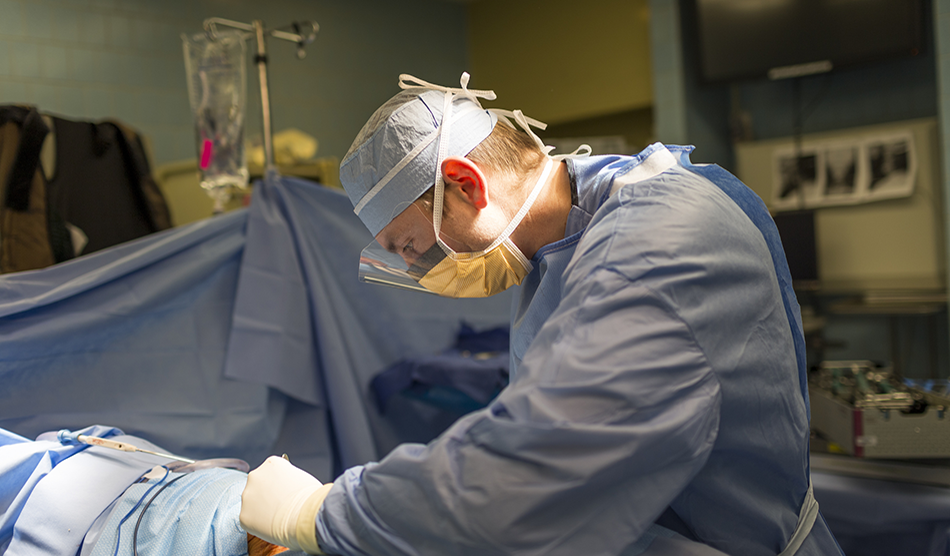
(371, 324, 510, 413)
(0, 208, 287, 466)
(226, 174, 512, 467)
(0, 172, 511, 475)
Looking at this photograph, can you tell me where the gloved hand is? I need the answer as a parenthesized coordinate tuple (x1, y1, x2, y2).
(240, 456, 334, 554)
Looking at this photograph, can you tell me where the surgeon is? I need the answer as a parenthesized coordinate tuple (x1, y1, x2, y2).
(239, 74, 844, 555)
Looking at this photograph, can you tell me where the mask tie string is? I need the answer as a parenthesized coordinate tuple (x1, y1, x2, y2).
(431, 89, 452, 243)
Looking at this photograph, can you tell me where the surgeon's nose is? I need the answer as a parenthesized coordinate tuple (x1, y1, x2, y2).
(399, 252, 417, 267)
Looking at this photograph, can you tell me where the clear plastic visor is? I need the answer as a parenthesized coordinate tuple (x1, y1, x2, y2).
(360, 197, 460, 294)
(360, 240, 450, 294)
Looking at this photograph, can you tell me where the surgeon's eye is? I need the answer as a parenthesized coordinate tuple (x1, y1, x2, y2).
(402, 241, 414, 255)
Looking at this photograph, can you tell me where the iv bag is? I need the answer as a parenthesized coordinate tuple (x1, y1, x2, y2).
(182, 30, 248, 213)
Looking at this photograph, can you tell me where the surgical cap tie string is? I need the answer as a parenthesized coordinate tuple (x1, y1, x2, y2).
(401, 73, 559, 158)
(490, 109, 591, 160)
(490, 108, 552, 154)
(398, 73, 497, 104)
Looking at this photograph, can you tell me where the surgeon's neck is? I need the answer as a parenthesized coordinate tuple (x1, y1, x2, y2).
(511, 159, 573, 260)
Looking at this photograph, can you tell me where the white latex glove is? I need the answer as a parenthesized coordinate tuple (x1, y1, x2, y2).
(240, 456, 334, 554)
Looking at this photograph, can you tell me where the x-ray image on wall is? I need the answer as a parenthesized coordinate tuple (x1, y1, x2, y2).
(824, 145, 858, 197)
(868, 137, 913, 193)
(771, 131, 916, 211)
(774, 149, 823, 209)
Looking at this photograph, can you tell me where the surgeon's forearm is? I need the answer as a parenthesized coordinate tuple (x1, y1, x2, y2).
(297, 483, 334, 553)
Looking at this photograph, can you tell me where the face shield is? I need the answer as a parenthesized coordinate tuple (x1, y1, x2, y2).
(357, 202, 440, 294)
(358, 238, 529, 298)
(358, 156, 555, 298)
(358, 241, 432, 294)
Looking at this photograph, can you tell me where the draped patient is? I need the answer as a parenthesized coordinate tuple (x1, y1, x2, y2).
(0, 425, 297, 556)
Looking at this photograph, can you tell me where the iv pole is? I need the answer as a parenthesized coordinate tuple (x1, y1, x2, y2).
(202, 18, 318, 170)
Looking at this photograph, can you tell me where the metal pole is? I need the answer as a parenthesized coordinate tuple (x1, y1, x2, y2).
(253, 20, 275, 170)
(203, 17, 316, 171)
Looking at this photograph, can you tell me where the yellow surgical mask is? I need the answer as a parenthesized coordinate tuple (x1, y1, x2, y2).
(407, 236, 532, 298)
(408, 157, 554, 298)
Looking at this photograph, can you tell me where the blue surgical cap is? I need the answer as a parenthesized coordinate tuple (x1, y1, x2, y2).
(340, 77, 498, 237)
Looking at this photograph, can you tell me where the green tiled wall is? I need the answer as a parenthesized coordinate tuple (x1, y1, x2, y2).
(0, 0, 468, 166)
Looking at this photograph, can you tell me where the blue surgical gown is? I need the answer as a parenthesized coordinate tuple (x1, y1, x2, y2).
(316, 145, 843, 555)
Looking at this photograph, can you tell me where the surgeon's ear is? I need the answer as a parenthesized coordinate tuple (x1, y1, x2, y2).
(441, 157, 489, 210)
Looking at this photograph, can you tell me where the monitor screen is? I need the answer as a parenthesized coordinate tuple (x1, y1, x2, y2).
(690, 0, 925, 83)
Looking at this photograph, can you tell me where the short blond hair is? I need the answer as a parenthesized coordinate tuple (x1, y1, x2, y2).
(416, 122, 546, 212)
(467, 119, 546, 178)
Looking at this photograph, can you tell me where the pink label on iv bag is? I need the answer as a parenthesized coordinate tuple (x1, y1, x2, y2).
(200, 139, 213, 170)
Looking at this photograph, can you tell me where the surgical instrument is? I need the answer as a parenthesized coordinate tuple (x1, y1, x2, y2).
(57, 430, 196, 464)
